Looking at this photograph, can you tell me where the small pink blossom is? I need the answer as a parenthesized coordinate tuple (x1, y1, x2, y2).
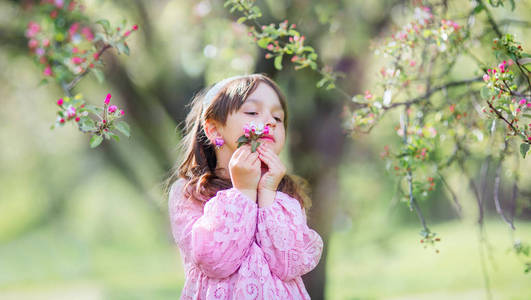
(57, 98, 64, 106)
(104, 93, 111, 105)
(364, 90, 373, 99)
(44, 65, 53, 76)
(71, 56, 83, 64)
(66, 105, 76, 118)
(28, 39, 38, 48)
(132, 24, 139, 31)
(69, 22, 79, 37)
(267, 44, 274, 50)
(519, 99, 527, 106)
(25, 22, 40, 38)
(483, 74, 490, 82)
(108, 105, 118, 113)
(119, 109, 125, 116)
(35, 48, 45, 56)
(75, 116, 80, 122)
(81, 27, 94, 41)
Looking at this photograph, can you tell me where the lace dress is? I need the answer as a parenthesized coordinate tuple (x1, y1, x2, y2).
(168, 178, 323, 299)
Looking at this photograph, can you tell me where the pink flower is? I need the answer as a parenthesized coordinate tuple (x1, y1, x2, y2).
(54, 0, 64, 8)
(66, 105, 76, 118)
(57, 98, 64, 106)
(81, 27, 94, 41)
(108, 105, 117, 113)
(364, 90, 373, 99)
(498, 62, 506, 73)
(72, 47, 79, 54)
(119, 109, 125, 116)
(263, 125, 270, 135)
(69, 22, 79, 37)
(35, 48, 45, 56)
(44, 66, 53, 76)
(527, 103, 531, 108)
(483, 74, 490, 82)
(123, 30, 131, 37)
(25, 21, 40, 38)
(528, 136, 531, 142)
(59, 118, 65, 123)
(104, 93, 111, 105)
(132, 24, 139, 31)
(409, 60, 416, 67)
(267, 44, 274, 50)
(75, 116, 80, 122)
(42, 39, 50, 47)
(516, 108, 521, 113)
(28, 39, 38, 48)
(71, 57, 83, 64)
(519, 99, 527, 106)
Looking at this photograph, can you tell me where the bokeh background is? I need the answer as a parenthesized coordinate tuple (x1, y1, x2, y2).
(1, 0, 531, 299)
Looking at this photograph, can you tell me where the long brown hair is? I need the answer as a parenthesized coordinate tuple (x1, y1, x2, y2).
(163, 73, 311, 209)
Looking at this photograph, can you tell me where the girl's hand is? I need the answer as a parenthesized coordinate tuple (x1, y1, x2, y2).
(257, 144, 286, 192)
(229, 144, 261, 192)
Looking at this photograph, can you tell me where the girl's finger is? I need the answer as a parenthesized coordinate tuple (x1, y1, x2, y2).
(259, 149, 281, 167)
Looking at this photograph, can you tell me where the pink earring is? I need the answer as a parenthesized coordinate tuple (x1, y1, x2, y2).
(214, 137, 225, 149)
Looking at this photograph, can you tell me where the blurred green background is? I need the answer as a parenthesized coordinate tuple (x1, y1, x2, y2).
(1, 0, 530, 299)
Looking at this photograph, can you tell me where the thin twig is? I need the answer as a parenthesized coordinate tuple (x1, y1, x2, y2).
(493, 138, 516, 230)
(64, 44, 111, 92)
(384, 77, 484, 109)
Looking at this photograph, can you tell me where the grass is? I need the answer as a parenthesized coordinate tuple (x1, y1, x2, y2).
(326, 217, 531, 300)
(0, 216, 529, 300)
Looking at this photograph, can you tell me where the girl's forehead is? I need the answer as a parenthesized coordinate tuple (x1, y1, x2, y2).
(243, 97, 283, 111)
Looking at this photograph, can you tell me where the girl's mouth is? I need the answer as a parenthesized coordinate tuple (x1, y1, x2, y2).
(259, 136, 275, 142)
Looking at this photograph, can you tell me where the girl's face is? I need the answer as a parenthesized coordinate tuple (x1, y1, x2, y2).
(219, 82, 286, 155)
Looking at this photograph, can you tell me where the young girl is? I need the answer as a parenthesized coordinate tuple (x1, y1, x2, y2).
(165, 73, 323, 299)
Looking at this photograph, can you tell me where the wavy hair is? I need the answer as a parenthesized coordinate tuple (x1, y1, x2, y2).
(162, 73, 311, 209)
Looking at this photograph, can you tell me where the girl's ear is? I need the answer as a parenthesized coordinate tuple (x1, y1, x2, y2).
(204, 119, 221, 142)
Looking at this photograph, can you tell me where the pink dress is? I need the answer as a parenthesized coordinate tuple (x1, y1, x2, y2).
(168, 178, 323, 299)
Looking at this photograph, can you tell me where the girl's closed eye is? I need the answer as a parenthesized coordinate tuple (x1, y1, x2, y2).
(245, 112, 282, 122)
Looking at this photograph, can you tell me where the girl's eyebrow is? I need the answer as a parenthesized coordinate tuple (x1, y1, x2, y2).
(245, 98, 283, 112)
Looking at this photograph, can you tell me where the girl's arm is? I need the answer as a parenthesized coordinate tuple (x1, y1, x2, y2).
(168, 178, 258, 279)
(255, 190, 323, 281)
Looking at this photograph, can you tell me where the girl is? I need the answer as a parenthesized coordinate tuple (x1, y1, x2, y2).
(164, 73, 323, 299)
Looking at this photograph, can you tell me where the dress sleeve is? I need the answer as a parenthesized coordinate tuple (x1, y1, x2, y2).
(255, 191, 323, 281)
(168, 179, 258, 279)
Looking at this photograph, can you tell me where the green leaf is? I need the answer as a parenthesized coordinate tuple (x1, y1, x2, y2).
(521, 143, 530, 159)
(472, 3, 485, 14)
(480, 86, 490, 100)
(83, 104, 103, 116)
(79, 116, 96, 132)
(237, 135, 248, 143)
(90, 134, 103, 148)
(274, 54, 283, 70)
(116, 42, 130, 56)
(251, 140, 260, 152)
(257, 37, 270, 48)
(237, 17, 247, 24)
(316, 77, 327, 88)
(114, 121, 130, 138)
(509, 0, 515, 10)
(96, 19, 111, 34)
(91, 68, 104, 83)
(108, 131, 120, 142)
(38, 78, 48, 87)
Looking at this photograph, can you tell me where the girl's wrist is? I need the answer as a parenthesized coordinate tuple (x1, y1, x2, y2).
(235, 188, 257, 203)
(257, 189, 276, 208)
